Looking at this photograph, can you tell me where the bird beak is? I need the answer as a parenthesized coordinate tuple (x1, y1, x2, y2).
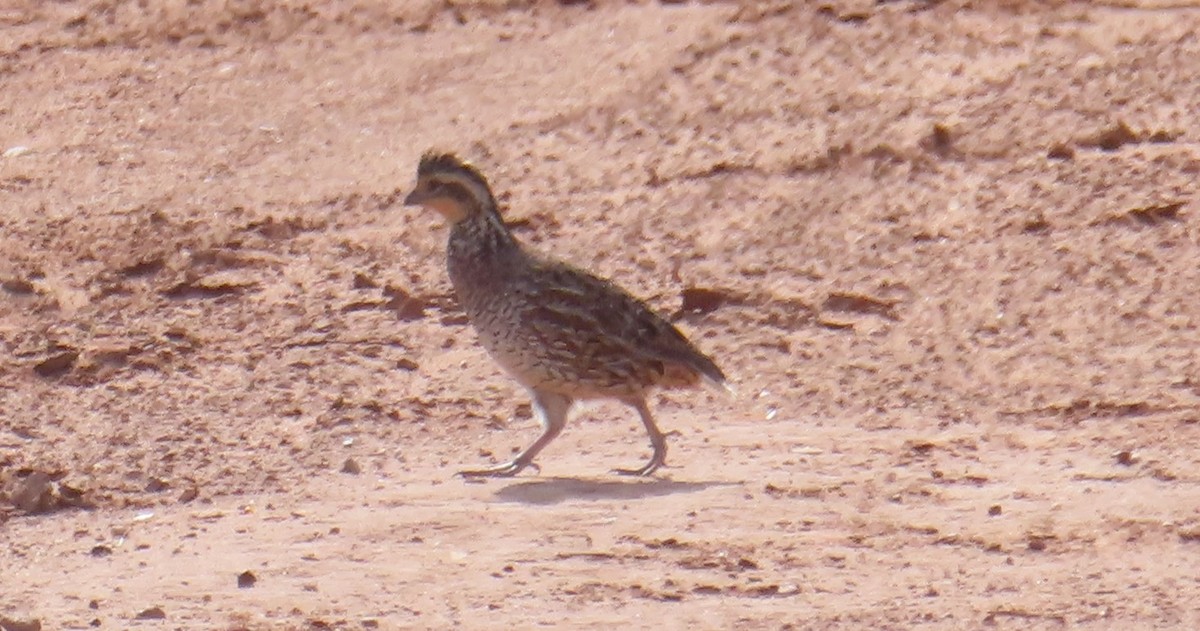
(403, 187, 425, 206)
(401, 180, 468, 222)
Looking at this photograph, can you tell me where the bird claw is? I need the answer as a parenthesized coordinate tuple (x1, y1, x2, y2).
(612, 463, 662, 477)
(457, 460, 539, 478)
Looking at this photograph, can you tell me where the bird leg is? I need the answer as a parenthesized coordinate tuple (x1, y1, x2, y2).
(613, 398, 668, 477)
(458, 390, 572, 478)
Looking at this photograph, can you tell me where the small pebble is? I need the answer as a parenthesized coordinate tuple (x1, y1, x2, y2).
(134, 607, 166, 620)
(3, 146, 31, 158)
(9, 472, 53, 514)
(0, 615, 42, 631)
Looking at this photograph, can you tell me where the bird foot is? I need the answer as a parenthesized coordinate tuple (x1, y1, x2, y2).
(457, 460, 539, 478)
(612, 461, 663, 477)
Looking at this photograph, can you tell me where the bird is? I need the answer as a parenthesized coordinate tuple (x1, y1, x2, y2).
(402, 151, 728, 477)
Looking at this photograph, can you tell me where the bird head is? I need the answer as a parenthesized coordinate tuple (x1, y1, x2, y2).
(403, 151, 498, 223)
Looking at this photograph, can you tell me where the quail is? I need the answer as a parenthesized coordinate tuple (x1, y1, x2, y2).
(402, 151, 728, 477)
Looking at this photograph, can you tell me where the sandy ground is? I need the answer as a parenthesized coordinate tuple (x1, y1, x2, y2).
(3, 0, 1200, 629)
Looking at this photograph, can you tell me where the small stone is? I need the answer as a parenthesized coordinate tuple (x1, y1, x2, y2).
(9, 471, 54, 513)
(3, 145, 32, 158)
(1093, 121, 1137, 151)
(1, 278, 35, 295)
(178, 487, 199, 503)
(237, 570, 257, 589)
(0, 615, 42, 631)
(1047, 143, 1074, 160)
(134, 607, 166, 620)
(988, 505, 1002, 516)
(341, 458, 361, 475)
(56, 482, 90, 509)
(89, 545, 112, 557)
(33, 351, 78, 379)
(1115, 450, 1135, 466)
(922, 123, 954, 156)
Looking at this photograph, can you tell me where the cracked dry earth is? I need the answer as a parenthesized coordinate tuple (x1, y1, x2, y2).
(2, 1, 1200, 629)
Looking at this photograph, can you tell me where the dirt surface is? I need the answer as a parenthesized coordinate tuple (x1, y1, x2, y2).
(3, 0, 1200, 628)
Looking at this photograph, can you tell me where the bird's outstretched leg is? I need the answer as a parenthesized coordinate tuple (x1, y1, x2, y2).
(613, 397, 667, 477)
(458, 390, 572, 478)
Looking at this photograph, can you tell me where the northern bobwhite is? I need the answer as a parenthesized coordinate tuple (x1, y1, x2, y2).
(402, 151, 727, 477)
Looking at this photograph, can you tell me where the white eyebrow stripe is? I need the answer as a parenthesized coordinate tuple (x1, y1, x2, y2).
(430, 171, 494, 207)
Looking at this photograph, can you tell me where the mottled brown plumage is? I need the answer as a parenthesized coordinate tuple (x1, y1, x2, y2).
(403, 151, 727, 477)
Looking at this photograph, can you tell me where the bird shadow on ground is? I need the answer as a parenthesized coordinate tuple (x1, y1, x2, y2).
(490, 476, 735, 506)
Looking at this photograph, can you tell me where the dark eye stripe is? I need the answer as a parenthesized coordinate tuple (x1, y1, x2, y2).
(427, 179, 467, 201)
(429, 176, 474, 197)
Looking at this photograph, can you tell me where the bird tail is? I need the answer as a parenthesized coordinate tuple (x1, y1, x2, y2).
(690, 353, 735, 398)
(701, 372, 736, 397)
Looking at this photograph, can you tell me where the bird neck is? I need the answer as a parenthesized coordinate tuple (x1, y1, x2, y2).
(450, 205, 518, 252)
(446, 208, 523, 291)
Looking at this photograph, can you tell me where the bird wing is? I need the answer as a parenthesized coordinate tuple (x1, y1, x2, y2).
(517, 257, 726, 386)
